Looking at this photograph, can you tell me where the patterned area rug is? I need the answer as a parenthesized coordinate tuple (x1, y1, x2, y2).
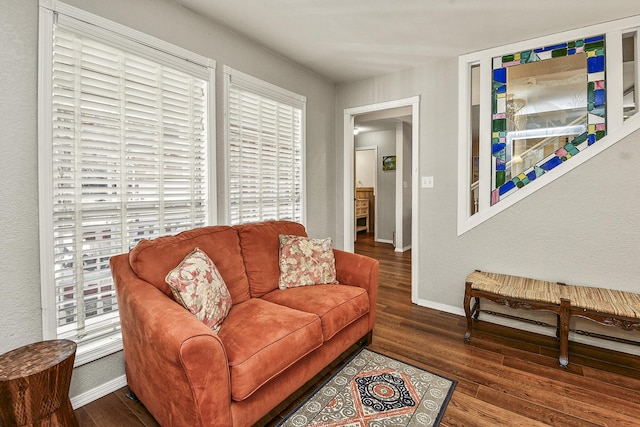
(277, 348, 456, 427)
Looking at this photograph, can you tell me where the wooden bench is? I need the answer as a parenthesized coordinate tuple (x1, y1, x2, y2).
(463, 270, 640, 367)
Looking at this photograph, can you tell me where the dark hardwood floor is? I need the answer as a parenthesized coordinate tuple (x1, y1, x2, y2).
(76, 233, 640, 426)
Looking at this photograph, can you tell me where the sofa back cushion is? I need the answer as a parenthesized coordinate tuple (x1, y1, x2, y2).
(129, 225, 251, 305)
(235, 221, 307, 298)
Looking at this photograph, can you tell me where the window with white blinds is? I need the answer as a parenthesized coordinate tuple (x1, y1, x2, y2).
(225, 67, 306, 225)
(38, 3, 214, 363)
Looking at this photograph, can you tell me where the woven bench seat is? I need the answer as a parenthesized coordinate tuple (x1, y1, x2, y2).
(466, 271, 563, 304)
(564, 285, 640, 320)
(463, 270, 640, 367)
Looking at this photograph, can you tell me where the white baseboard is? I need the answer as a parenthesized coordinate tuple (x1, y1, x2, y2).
(395, 244, 411, 253)
(375, 238, 393, 245)
(70, 374, 128, 409)
(415, 298, 465, 316)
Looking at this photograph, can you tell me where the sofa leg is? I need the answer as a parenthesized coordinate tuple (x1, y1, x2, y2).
(125, 388, 139, 402)
(360, 330, 373, 346)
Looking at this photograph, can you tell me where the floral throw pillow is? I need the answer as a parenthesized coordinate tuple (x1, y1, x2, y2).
(278, 235, 338, 289)
(165, 248, 232, 333)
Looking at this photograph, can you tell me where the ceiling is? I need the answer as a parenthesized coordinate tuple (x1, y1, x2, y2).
(174, 0, 640, 83)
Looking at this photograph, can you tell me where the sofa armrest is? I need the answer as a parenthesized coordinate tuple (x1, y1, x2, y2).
(333, 249, 379, 332)
(110, 254, 232, 427)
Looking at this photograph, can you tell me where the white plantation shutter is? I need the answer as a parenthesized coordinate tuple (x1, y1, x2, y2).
(225, 67, 305, 225)
(39, 4, 214, 361)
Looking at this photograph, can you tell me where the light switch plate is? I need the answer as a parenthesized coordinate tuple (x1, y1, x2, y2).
(421, 176, 434, 188)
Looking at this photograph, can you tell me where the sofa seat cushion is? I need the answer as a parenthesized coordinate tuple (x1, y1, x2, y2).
(261, 284, 369, 341)
(217, 298, 323, 401)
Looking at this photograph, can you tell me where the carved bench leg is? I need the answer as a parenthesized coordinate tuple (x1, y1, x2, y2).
(464, 281, 473, 342)
(558, 298, 570, 368)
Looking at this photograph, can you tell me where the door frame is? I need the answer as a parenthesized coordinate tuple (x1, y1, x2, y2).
(343, 96, 420, 304)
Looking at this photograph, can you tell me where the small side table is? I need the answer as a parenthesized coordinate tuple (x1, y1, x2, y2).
(0, 339, 79, 427)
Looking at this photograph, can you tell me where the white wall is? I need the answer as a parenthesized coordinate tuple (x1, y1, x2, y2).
(337, 56, 640, 353)
(1, 0, 336, 402)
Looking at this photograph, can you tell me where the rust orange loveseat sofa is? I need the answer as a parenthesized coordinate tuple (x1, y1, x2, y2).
(109, 220, 379, 426)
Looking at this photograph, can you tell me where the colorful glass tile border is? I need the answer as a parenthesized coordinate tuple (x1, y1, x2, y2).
(491, 35, 606, 205)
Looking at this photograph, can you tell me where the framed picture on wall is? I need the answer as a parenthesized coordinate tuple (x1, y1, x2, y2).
(382, 155, 396, 171)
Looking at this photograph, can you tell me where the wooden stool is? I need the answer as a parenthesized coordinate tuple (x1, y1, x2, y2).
(0, 339, 79, 427)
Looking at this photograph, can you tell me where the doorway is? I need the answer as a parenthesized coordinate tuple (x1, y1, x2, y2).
(343, 96, 420, 304)
(354, 117, 412, 248)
